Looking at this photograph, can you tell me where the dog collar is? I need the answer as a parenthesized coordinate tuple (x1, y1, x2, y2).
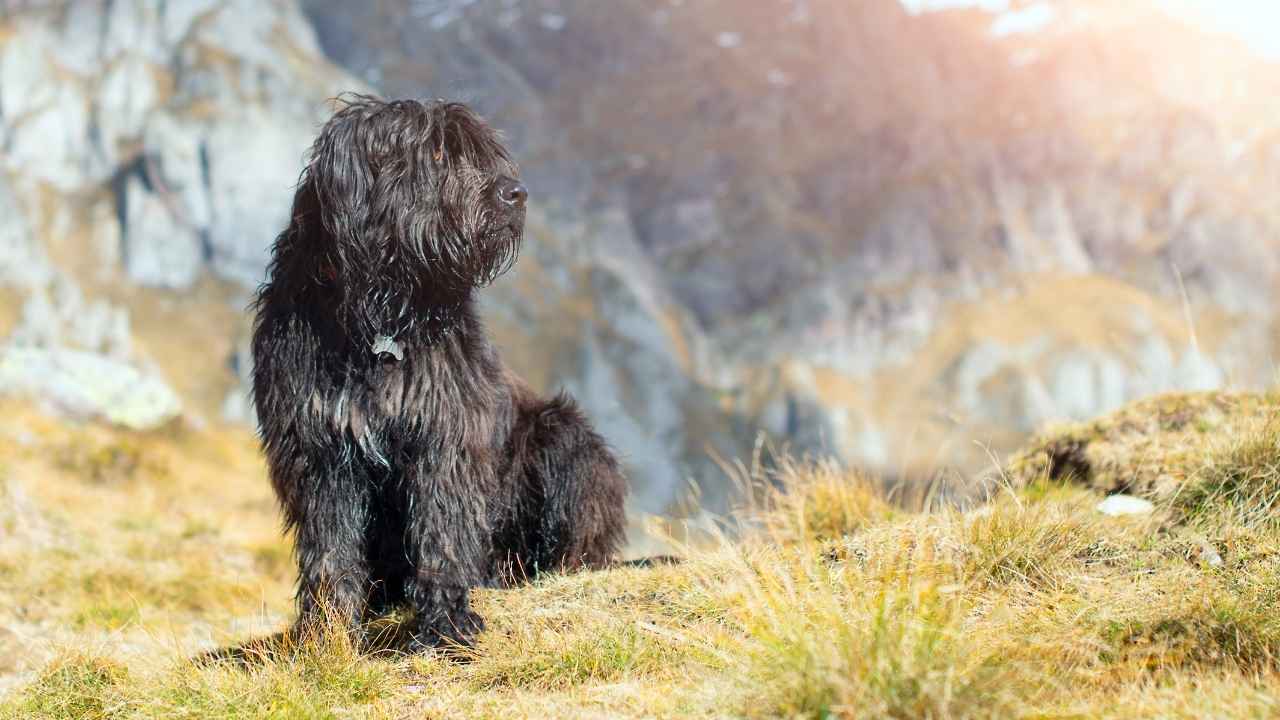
(372, 335, 404, 363)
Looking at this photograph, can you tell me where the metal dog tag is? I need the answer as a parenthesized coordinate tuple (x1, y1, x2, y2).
(372, 334, 404, 362)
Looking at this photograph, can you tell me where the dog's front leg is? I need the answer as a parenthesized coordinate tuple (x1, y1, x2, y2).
(287, 446, 374, 640)
(400, 457, 491, 651)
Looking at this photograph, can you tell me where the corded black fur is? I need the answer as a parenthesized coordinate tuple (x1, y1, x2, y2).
(251, 95, 627, 651)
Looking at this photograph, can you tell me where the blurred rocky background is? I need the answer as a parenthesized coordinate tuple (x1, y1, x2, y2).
(1, 0, 1277, 521)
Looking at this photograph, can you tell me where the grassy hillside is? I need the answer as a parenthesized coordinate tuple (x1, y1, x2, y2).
(1, 391, 1278, 718)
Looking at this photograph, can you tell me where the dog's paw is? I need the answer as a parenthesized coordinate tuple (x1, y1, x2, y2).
(405, 608, 485, 655)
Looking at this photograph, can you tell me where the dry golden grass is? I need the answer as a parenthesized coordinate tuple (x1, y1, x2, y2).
(2, 391, 1279, 718)
(1007, 390, 1280, 500)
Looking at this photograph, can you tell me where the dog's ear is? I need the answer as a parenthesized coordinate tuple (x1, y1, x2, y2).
(305, 107, 381, 254)
(267, 176, 337, 293)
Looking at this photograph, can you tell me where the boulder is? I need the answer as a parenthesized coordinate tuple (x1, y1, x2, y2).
(0, 347, 180, 431)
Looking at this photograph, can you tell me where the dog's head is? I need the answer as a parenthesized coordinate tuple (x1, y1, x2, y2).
(289, 95, 526, 303)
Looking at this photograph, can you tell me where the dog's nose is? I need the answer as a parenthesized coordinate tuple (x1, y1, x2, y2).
(498, 179, 528, 207)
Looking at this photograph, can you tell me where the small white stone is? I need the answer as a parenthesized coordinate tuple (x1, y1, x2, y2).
(766, 69, 792, 87)
(716, 31, 742, 48)
(1095, 495, 1155, 517)
(1199, 541, 1224, 568)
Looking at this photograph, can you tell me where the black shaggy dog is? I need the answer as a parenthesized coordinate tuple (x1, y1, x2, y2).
(251, 96, 626, 651)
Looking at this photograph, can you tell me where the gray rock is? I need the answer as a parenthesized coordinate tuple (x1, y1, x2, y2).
(1131, 335, 1177, 397)
(2, 82, 92, 191)
(1175, 349, 1225, 392)
(0, 175, 52, 289)
(87, 199, 125, 281)
(101, 0, 154, 62)
(93, 54, 163, 170)
(54, 3, 111, 74)
(161, 0, 223, 48)
(1049, 351, 1128, 421)
(0, 24, 59, 120)
(1198, 541, 1224, 568)
(201, 112, 313, 286)
(122, 175, 206, 289)
(10, 278, 133, 358)
(2, 0, 350, 290)
(0, 346, 180, 430)
(142, 113, 213, 230)
(221, 388, 255, 426)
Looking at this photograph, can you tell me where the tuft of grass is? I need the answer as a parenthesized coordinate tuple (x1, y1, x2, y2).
(2, 622, 397, 720)
(468, 622, 669, 690)
(461, 562, 728, 696)
(960, 493, 1105, 591)
(743, 458, 896, 545)
(1010, 391, 1280, 531)
(3, 655, 129, 720)
(1174, 423, 1280, 528)
(54, 437, 168, 487)
(151, 631, 395, 720)
(1007, 391, 1278, 499)
(1099, 585, 1280, 675)
(72, 604, 140, 632)
(719, 547, 1031, 719)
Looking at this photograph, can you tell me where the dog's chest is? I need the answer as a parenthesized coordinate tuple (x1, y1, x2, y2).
(338, 342, 504, 466)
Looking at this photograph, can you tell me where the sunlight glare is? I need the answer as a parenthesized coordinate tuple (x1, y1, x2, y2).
(900, 0, 1280, 58)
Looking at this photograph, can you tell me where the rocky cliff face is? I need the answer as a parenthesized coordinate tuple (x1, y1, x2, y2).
(0, 0, 752, 517)
(2, 0, 1278, 517)
(0, 0, 353, 428)
(302, 0, 1280, 483)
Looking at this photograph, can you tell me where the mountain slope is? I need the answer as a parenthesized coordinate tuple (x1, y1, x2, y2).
(3, 390, 1279, 716)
